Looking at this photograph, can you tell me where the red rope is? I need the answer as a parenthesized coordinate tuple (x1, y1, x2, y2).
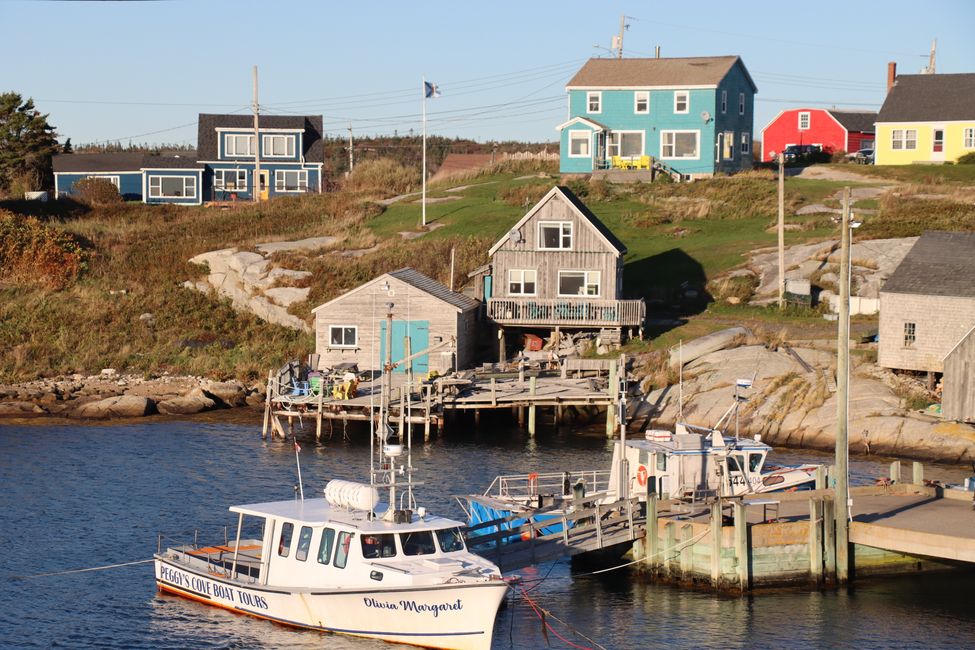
(518, 588, 592, 650)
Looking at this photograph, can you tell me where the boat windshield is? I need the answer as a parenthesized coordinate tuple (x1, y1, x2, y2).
(436, 527, 466, 553)
(401, 530, 436, 555)
(361, 533, 397, 559)
(749, 453, 764, 473)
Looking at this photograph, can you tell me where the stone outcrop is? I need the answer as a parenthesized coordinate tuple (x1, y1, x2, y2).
(75, 395, 154, 419)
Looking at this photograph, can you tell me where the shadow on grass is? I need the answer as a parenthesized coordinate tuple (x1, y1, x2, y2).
(0, 197, 90, 221)
(624, 247, 713, 338)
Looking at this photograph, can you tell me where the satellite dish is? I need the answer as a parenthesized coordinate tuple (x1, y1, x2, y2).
(701, 111, 712, 123)
(508, 229, 524, 244)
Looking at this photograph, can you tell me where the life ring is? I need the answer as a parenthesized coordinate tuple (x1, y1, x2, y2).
(636, 465, 648, 487)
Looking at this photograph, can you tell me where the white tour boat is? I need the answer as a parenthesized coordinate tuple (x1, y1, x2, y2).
(155, 313, 510, 650)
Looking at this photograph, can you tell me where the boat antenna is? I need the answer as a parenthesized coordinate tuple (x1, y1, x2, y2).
(293, 436, 305, 501)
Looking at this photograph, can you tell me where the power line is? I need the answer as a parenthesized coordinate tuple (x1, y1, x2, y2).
(756, 97, 882, 107)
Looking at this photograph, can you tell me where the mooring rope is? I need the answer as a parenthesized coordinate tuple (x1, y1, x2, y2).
(519, 588, 607, 650)
(14, 558, 154, 579)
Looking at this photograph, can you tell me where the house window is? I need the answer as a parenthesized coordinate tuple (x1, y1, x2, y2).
(508, 269, 537, 295)
(741, 132, 751, 154)
(674, 91, 689, 114)
(587, 91, 601, 113)
(721, 90, 727, 114)
(225, 133, 255, 156)
(634, 91, 649, 114)
(904, 322, 916, 347)
(329, 325, 357, 348)
(83, 175, 120, 188)
(148, 175, 196, 199)
(608, 131, 644, 158)
(568, 130, 591, 158)
(214, 169, 247, 190)
(263, 134, 296, 158)
(294, 526, 313, 562)
(558, 270, 600, 297)
(891, 129, 917, 150)
(965, 128, 975, 149)
(275, 169, 308, 192)
(661, 130, 699, 159)
(798, 112, 811, 130)
(739, 92, 745, 115)
(723, 131, 735, 160)
(538, 221, 572, 250)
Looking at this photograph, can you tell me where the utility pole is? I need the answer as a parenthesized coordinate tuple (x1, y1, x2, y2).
(347, 122, 354, 175)
(252, 65, 261, 203)
(616, 14, 626, 59)
(777, 152, 785, 308)
(925, 38, 937, 74)
(835, 186, 852, 583)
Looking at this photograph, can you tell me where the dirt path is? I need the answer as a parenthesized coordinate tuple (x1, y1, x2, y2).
(792, 165, 894, 183)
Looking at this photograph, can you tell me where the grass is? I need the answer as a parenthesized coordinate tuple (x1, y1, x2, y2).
(836, 162, 975, 184)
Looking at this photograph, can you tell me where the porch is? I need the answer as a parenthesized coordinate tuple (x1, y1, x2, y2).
(487, 297, 645, 328)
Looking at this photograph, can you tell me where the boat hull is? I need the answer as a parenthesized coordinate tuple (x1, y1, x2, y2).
(154, 556, 508, 650)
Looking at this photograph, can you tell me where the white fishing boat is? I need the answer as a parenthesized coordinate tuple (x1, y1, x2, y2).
(155, 311, 510, 650)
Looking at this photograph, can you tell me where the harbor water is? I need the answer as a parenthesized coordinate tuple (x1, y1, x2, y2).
(2, 414, 974, 649)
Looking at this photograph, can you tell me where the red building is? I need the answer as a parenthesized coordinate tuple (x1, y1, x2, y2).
(760, 108, 876, 161)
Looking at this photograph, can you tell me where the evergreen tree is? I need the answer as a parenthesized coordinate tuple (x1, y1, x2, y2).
(62, 137, 73, 154)
(0, 92, 59, 194)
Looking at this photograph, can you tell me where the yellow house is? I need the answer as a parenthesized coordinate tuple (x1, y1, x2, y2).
(875, 73, 975, 165)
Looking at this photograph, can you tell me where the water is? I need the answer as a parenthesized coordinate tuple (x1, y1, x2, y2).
(2, 414, 973, 649)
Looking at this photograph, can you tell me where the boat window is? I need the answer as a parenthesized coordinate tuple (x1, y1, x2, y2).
(317, 527, 335, 565)
(334, 531, 354, 569)
(294, 526, 313, 562)
(655, 453, 667, 472)
(401, 530, 436, 556)
(436, 527, 466, 553)
(727, 456, 742, 472)
(361, 533, 397, 559)
(278, 522, 294, 557)
(749, 453, 763, 473)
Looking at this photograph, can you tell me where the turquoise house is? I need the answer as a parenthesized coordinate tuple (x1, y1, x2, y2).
(558, 56, 757, 179)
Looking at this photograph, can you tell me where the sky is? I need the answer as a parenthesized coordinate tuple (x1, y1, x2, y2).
(4, 0, 975, 148)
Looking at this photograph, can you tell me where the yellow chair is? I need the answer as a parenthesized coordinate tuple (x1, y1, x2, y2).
(611, 155, 623, 169)
(638, 155, 651, 170)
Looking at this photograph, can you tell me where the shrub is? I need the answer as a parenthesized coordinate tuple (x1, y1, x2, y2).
(0, 210, 88, 289)
(957, 151, 975, 165)
(498, 182, 549, 207)
(74, 177, 122, 205)
(343, 158, 419, 196)
(708, 273, 759, 303)
(831, 149, 848, 163)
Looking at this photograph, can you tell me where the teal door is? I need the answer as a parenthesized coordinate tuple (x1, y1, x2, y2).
(379, 320, 430, 374)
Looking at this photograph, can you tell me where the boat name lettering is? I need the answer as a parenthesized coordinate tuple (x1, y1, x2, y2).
(363, 597, 463, 617)
(159, 565, 267, 609)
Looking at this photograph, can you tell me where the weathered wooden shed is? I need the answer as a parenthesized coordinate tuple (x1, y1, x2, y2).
(943, 325, 975, 423)
(311, 268, 479, 374)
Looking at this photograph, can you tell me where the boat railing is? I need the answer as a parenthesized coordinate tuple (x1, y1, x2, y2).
(157, 528, 263, 583)
(484, 470, 612, 500)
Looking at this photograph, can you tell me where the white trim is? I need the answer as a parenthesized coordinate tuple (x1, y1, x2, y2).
(274, 169, 309, 192)
(53, 170, 141, 175)
(674, 91, 689, 114)
(214, 127, 301, 133)
(224, 133, 256, 157)
(608, 130, 646, 158)
(196, 160, 319, 167)
(311, 273, 467, 314)
(567, 84, 717, 90)
(586, 91, 602, 114)
(557, 270, 601, 298)
(262, 134, 297, 158)
(537, 220, 573, 251)
(660, 130, 700, 160)
(328, 324, 358, 349)
(964, 127, 975, 149)
(507, 269, 537, 296)
(798, 111, 811, 130)
(634, 91, 650, 115)
(740, 131, 750, 154)
(140, 167, 203, 171)
(555, 116, 606, 132)
(739, 92, 745, 115)
(214, 169, 248, 191)
(720, 90, 727, 114)
(875, 119, 975, 126)
(891, 128, 918, 151)
(567, 130, 592, 158)
(147, 173, 198, 201)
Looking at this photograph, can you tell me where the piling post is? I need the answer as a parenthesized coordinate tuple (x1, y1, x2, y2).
(490, 377, 497, 407)
(823, 497, 837, 584)
(835, 186, 852, 584)
(912, 461, 924, 485)
(647, 495, 659, 575)
(890, 460, 902, 483)
(679, 524, 694, 580)
(262, 370, 273, 439)
(734, 501, 749, 593)
(518, 406, 525, 428)
(424, 384, 431, 442)
(815, 465, 826, 490)
(809, 498, 824, 587)
(710, 501, 722, 588)
(315, 388, 323, 442)
(528, 376, 537, 436)
(606, 360, 618, 438)
(474, 409, 480, 427)
(664, 521, 677, 578)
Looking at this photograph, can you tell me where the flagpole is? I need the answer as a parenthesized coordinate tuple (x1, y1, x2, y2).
(422, 76, 427, 227)
(294, 437, 304, 501)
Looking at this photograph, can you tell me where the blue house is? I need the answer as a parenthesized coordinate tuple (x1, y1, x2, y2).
(53, 113, 324, 205)
(558, 56, 757, 179)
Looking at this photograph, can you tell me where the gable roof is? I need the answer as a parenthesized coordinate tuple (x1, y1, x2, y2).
(566, 56, 756, 91)
(197, 114, 324, 162)
(827, 110, 877, 133)
(877, 74, 975, 123)
(882, 231, 975, 298)
(488, 186, 627, 256)
(53, 152, 146, 173)
(312, 268, 478, 314)
(555, 116, 608, 132)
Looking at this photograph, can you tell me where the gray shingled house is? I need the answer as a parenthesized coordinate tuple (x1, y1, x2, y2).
(311, 268, 479, 375)
(878, 231, 975, 378)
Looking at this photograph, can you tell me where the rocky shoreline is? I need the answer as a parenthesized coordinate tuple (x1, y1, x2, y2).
(0, 370, 264, 420)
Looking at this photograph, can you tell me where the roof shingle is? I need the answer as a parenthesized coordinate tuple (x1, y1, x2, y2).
(882, 231, 975, 298)
(877, 74, 975, 123)
(196, 114, 324, 162)
(566, 56, 752, 90)
(828, 110, 876, 133)
(388, 268, 480, 312)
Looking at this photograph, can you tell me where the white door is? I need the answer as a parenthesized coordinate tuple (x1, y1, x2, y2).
(932, 127, 946, 162)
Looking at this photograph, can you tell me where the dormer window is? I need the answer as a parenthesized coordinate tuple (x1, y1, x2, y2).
(225, 134, 255, 156)
(538, 221, 572, 250)
(263, 134, 296, 158)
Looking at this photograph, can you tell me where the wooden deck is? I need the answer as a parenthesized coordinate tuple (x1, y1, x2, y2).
(487, 297, 645, 328)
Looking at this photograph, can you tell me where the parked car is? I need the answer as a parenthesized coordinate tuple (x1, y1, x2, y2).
(782, 144, 822, 162)
(853, 148, 875, 165)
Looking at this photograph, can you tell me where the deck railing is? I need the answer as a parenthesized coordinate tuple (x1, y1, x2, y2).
(487, 298, 645, 327)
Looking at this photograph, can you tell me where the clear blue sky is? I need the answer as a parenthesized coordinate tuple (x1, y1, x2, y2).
(5, 0, 974, 147)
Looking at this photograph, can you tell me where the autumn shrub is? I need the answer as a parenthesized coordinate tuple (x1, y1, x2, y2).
(0, 210, 88, 289)
(74, 177, 122, 205)
(498, 182, 549, 207)
(344, 158, 419, 196)
(957, 151, 975, 165)
(708, 273, 759, 303)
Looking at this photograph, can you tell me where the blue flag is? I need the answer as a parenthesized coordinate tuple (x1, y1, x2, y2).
(424, 81, 441, 98)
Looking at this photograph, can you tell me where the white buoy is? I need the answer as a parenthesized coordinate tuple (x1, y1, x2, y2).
(323, 479, 380, 511)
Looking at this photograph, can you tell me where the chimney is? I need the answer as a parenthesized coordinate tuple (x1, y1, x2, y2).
(655, 45, 661, 58)
(887, 61, 897, 94)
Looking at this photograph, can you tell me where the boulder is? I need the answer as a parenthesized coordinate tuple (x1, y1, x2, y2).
(201, 380, 247, 407)
(265, 286, 311, 307)
(157, 394, 215, 415)
(227, 251, 266, 274)
(0, 401, 46, 416)
(189, 248, 238, 275)
(74, 395, 154, 418)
